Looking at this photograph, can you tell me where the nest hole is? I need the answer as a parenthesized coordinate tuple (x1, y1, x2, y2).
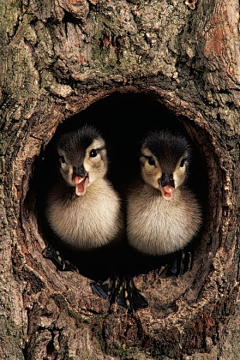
(25, 92, 215, 306)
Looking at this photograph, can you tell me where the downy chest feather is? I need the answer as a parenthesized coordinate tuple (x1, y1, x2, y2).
(46, 180, 123, 249)
(127, 186, 202, 255)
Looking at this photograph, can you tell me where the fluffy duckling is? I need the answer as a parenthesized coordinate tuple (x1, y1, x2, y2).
(43, 124, 148, 311)
(44, 124, 124, 275)
(126, 130, 203, 274)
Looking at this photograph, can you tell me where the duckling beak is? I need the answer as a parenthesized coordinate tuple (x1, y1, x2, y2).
(159, 173, 175, 200)
(72, 165, 86, 179)
(72, 165, 89, 196)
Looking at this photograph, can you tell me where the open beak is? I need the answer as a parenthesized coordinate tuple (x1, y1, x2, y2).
(72, 165, 89, 196)
(159, 173, 175, 200)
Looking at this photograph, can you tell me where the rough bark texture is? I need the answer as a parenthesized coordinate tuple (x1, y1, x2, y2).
(0, 0, 239, 359)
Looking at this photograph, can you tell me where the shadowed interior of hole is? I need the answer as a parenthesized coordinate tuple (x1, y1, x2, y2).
(53, 92, 202, 193)
(34, 92, 208, 281)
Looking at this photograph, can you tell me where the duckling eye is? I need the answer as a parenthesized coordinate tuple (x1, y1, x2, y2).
(90, 149, 98, 157)
(148, 156, 155, 166)
(59, 155, 66, 164)
(180, 158, 187, 168)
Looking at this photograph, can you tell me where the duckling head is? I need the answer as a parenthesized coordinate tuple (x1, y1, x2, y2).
(56, 125, 108, 196)
(140, 131, 191, 200)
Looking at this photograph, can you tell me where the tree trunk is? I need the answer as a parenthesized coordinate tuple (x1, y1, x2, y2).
(1, 0, 239, 359)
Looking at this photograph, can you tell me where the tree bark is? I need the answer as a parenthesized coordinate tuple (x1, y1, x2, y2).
(0, 0, 239, 359)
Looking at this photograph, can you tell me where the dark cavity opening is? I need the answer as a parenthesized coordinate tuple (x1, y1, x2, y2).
(33, 92, 208, 280)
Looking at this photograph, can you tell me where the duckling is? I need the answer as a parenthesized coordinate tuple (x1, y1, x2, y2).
(43, 124, 125, 278)
(42, 124, 147, 312)
(126, 130, 203, 275)
(45, 125, 124, 248)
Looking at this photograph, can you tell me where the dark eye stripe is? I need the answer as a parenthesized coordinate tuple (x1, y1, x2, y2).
(59, 155, 66, 163)
(147, 156, 155, 166)
(141, 154, 156, 166)
(180, 158, 187, 167)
